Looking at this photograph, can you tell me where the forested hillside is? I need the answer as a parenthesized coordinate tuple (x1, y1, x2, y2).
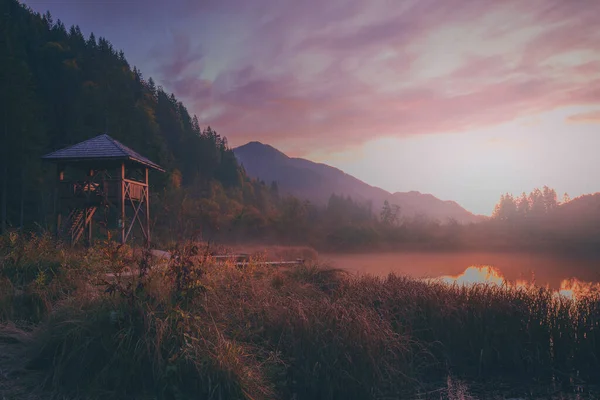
(485, 188, 600, 251)
(0, 0, 275, 240)
(0, 0, 482, 250)
(2, 0, 600, 254)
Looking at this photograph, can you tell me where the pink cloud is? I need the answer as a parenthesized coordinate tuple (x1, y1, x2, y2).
(572, 60, 600, 77)
(447, 55, 512, 81)
(143, 0, 600, 154)
(148, 32, 204, 83)
(171, 75, 212, 99)
(566, 110, 600, 124)
(222, 66, 600, 151)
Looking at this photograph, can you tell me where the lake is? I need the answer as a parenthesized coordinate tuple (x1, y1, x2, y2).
(320, 251, 600, 294)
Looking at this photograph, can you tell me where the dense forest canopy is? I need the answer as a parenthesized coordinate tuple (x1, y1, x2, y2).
(0, 0, 249, 232)
(1, 0, 600, 254)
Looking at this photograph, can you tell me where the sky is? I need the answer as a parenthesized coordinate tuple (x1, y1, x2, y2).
(22, 0, 600, 215)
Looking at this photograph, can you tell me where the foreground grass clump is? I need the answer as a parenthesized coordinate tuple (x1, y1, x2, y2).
(342, 275, 600, 385)
(2, 236, 600, 399)
(24, 243, 415, 399)
(0, 232, 91, 322)
(20, 242, 276, 399)
(205, 262, 415, 399)
(0, 232, 139, 323)
(27, 296, 273, 399)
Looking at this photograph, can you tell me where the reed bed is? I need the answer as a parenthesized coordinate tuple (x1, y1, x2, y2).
(1, 234, 599, 399)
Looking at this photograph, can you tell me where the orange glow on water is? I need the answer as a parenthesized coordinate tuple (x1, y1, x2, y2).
(440, 266, 506, 286)
(558, 278, 600, 300)
(438, 266, 598, 300)
(514, 279, 534, 289)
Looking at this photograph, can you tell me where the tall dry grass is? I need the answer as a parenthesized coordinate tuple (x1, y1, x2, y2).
(0, 232, 89, 322)
(1, 234, 600, 399)
(340, 275, 600, 384)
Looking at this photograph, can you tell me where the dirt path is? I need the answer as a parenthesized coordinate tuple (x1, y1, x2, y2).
(0, 324, 49, 400)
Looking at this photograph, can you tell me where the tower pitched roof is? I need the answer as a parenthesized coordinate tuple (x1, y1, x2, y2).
(42, 134, 164, 171)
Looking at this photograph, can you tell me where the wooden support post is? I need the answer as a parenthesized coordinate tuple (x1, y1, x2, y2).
(55, 165, 64, 237)
(120, 162, 125, 244)
(145, 168, 150, 245)
(87, 207, 93, 246)
(86, 169, 93, 246)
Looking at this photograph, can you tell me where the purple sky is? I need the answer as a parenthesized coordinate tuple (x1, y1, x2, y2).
(22, 0, 600, 215)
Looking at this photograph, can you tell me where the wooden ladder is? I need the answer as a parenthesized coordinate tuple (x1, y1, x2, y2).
(66, 207, 97, 245)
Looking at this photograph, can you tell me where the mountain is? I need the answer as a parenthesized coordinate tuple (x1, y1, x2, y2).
(233, 142, 482, 224)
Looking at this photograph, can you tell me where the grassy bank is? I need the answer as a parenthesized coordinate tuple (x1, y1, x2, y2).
(1, 234, 600, 399)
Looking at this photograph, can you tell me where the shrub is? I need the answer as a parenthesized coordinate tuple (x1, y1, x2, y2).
(0, 232, 91, 322)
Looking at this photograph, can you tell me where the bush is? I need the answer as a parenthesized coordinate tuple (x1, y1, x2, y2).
(27, 244, 275, 400)
(27, 296, 274, 400)
(0, 232, 93, 322)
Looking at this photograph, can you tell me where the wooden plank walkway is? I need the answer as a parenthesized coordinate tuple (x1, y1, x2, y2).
(104, 251, 304, 279)
(213, 254, 249, 260)
(234, 260, 305, 267)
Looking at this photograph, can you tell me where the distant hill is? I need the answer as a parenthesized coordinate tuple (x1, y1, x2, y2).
(233, 142, 482, 224)
(550, 193, 600, 237)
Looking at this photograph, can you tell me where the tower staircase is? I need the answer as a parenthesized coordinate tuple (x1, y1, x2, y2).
(63, 206, 97, 246)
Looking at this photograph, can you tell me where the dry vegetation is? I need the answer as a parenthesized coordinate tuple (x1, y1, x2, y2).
(1, 233, 600, 399)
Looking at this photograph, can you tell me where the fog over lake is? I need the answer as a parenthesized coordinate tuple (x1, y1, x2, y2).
(322, 252, 600, 291)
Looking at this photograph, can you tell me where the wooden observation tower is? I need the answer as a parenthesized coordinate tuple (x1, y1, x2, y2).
(42, 134, 164, 246)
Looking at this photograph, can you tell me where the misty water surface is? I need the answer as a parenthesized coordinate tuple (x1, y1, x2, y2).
(321, 252, 600, 290)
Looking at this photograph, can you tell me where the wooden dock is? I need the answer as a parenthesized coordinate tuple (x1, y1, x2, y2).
(104, 252, 304, 279)
(210, 254, 305, 267)
(234, 259, 305, 268)
(212, 254, 250, 261)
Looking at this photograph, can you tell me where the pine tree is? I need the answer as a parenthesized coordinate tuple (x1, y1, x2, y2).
(0, 0, 284, 237)
(542, 186, 558, 213)
(516, 192, 530, 218)
(492, 193, 517, 221)
(529, 188, 545, 217)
